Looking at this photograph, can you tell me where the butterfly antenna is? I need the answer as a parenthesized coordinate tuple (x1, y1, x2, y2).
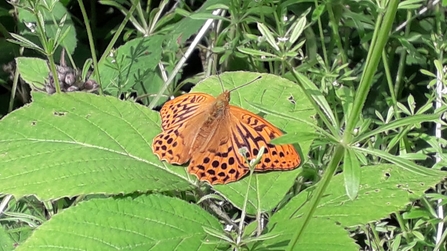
(217, 74, 225, 92)
(228, 75, 262, 93)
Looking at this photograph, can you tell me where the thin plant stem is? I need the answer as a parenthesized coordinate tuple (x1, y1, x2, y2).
(255, 174, 262, 237)
(381, 49, 399, 118)
(236, 162, 256, 247)
(9, 61, 20, 112)
(393, 11, 412, 100)
(343, 0, 399, 142)
(135, 2, 149, 34)
(30, 7, 61, 93)
(314, 0, 328, 64)
(369, 224, 385, 251)
(394, 212, 410, 240)
(285, 144, 345, 250)
(77, 0, 102, 94)
(98, 2, 137, 66)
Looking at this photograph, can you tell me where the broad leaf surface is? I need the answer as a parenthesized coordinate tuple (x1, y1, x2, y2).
(0, 225, 14, 251)
(17, 194, 225, 251)
(261, 218, 359, 251)
(0, 92, 192, 200)
(260, 164, 444, 250)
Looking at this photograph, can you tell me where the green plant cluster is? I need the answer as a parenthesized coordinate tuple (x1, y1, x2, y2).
(0, 0, 446, 250)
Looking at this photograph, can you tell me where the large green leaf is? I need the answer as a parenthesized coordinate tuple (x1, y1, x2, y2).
(261, 218, 359, 251)
(0, 225, 14, 251)
(16, 194, 226, 251)
(259, 164, 444, 250)
(178, 72, 316, 214)
(0, 92, 192, 200)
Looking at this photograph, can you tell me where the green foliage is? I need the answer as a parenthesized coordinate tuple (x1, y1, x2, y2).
(0, 0, 446, 250)
(15, 57, 49, 91)
(97, 35, 165, 99)
(15, 195, 225, 250)
(0, 224, 14, 251)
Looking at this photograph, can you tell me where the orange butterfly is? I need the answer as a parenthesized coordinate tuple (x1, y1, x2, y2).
(152, 80, 300, 184)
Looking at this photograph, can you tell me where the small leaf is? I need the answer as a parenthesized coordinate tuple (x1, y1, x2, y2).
(344, 148, 361, 200)
(270, 131, 319, 145)
(311, 4, 326, 22)
(16, 57, 49, 89)
(189, 13, 229, 22)
(289, 16, 306, 44)
(412, 231, 425, 240)
(257, 22, 280, 51)
(385, 106, 395, 123)
(407, 94, 415, 115)
(205, 4, 230, 10)
(7, 34, 44, 53)
(237, 47, 276, 57)
(81, 58, 93, 81)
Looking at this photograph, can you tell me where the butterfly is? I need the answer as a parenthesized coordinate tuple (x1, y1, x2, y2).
(152, 79, 301, 184)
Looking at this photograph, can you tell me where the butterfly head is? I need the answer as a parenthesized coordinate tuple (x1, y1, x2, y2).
(217, 90, 231, 102)
(210, 90, 231, 118)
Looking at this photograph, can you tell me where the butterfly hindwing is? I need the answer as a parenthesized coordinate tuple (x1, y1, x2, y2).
(188, 136, 249, 184)
(228, 105, 300, 171)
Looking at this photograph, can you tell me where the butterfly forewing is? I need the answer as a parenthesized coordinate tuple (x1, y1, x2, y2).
(159, 93, 216, 130)
(152, 93, 215, 164)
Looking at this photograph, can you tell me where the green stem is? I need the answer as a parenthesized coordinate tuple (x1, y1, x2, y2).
(47, 56, 61, 93)
(98, 2, 137, 66)
(381, 49, 399, 118)
(343, 0, 399, 143)
(77, 0, 102, 94)
(286, 145, 345, 250)
(368, 224, 385, 251)
(394, 212, 410, 240)
(393, 11, 412, 100)
(32, 7, 61, 93)
(327, 3, 346, 63)
(314, 0, 328, 64)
